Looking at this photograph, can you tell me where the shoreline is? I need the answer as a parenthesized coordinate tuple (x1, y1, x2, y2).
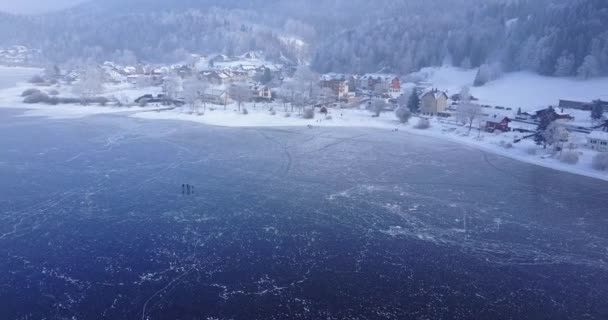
(2, 101, 607, 183)
(1, 79, 607, 183)
(130, 109, 608, 183)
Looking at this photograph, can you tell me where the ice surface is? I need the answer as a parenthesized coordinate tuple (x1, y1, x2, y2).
(1, 109, 607, 319)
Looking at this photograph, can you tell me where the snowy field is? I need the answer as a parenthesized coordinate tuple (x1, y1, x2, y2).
(411, 66, 608, 109)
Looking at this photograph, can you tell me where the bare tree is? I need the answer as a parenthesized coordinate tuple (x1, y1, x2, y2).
(162, 73, 182, 103)
(321, 87, 337, 104)
(460, 86, 471, 102)
(229, 82, 252, 112)
(293, 65, 320, 109)
(182, 77, 201, 114)
(279, 80, 298, 112)
(457, 102, 483, 134)
(72, 65, 105, 105)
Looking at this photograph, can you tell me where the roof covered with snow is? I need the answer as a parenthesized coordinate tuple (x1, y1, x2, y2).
(588, 131, 608, 141)
(422, 89, 448, 100)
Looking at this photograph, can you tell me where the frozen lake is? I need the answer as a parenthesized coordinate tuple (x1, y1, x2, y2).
(1, 108, 607, 319)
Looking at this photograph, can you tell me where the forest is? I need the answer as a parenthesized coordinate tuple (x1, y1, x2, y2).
(0, 0, 606, 78)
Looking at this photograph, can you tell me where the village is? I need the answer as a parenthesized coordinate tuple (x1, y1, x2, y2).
(6, 49, 608, 178)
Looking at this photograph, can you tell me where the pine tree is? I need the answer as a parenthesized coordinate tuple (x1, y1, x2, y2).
(407, 88, 420, 113)
(261, 68, 272, 84)
(535, 108, 557, 148)
(591, 100, 604, 122)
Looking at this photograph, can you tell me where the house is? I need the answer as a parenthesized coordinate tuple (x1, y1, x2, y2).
(533, 106, 573, 121)
(320, 74, 350, 98)
(202, 71, 231, 85)
(483, 114, 511, 132)
(201, 89, 230, 105)
(389, 77, 401, 94)
(421, 89, 449, 115)
(175, 65, 193, 78)
(587, 131, 608, 152)
(359, 74, 400, 94)
(252, 85, 272, 101)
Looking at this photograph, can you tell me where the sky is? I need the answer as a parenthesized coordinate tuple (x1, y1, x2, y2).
(0, 0, 87, 14)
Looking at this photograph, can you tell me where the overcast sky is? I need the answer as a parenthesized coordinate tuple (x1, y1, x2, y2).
(0, 0, 87, 14)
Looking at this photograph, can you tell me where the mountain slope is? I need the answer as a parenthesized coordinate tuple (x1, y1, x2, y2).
(0, 0, 606, 78)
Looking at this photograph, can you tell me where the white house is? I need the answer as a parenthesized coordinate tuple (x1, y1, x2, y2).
(421, 89, 449, 115)
(587, 131, 608, 152)
(201, 88, 230, 105)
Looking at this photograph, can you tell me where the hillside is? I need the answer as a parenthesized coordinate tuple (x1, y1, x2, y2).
(411, 66, 608, 109)
(0, 0, 606, 78)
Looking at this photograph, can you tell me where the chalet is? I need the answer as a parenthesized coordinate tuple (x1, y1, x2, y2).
(252, 85, 272, 101)
(421, 89, 449, 115)
(587, 131, 608, 152)
(483, 114, 511, 132)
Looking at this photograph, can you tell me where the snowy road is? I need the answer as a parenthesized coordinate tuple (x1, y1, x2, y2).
(1, 109, 607, 319)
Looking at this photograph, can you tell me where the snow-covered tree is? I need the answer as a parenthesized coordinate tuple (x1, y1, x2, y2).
(292, 66, 320, 106)
(182, 77, 203, 114)
(591, 100, 604, 123)
(162, 74, 182, 101)
(395, 106, 412, 124)
(371, 99, 387, 117)
(407, 88, 420, 113)
(260, 68, 272, 84)
(73, 65, 105, 105)
(229, 82, 252, 112)
(541, 122, 568, 149)
(457, 102, 483, 134)
(577, 55, 600, 79)
(43, 65, 61, 80)
(554, 52, 575, 77)
(459, 86, 471, 103)
(415, 117, 431, 129)
(474, 63, 501, 87)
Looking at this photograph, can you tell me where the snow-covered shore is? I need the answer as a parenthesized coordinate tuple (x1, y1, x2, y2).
(1, 68, 607, 182)
(130, 106, 608, 182)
